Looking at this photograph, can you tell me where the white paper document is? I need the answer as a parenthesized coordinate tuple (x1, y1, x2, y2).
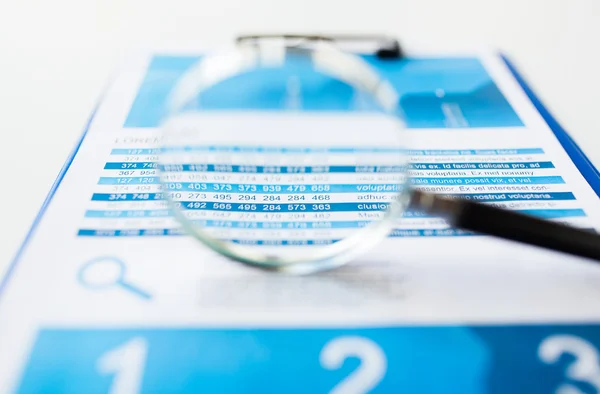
(1, 49, 600, 393)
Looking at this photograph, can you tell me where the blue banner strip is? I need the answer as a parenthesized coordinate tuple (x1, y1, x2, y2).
(111, 147, 546, 155)
(104, 161, 555, 171)
(90, 192, 575, 201)
(97, 176, 565, 186)
(17, 325, 600, 394)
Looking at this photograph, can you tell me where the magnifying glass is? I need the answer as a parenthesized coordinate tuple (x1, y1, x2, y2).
(158, 36, 600, 274)
(78, 257, 152, 299)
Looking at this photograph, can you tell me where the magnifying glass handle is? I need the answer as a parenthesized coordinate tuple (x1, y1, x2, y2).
(410, 190, 600, 262)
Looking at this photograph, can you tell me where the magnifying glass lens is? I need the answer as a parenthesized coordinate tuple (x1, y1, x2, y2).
(159, 45, 409, 272)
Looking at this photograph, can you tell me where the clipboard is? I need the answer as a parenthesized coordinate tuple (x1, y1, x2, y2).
(4, 37, 600, 291)
(3, 35, 600, 393)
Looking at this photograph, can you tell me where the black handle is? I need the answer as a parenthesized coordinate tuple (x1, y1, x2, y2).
(409, 190, 600, 262)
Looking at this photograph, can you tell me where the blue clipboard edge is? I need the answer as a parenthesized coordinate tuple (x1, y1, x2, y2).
(1, 55, 599, 301)
(0, 101, 101, 299)
(502, 55, 600, 198)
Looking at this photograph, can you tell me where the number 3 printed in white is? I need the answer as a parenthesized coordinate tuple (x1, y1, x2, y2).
(538, 334, 600, 394)
(320, 336, 387, 394)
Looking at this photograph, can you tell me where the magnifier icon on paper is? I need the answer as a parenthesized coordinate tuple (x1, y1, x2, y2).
(77, 257, 152, 300)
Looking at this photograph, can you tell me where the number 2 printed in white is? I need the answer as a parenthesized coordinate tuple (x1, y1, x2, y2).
(320, 336, 387, 394)
(538, 334, 600, 394)
(97, 337, 149, 394)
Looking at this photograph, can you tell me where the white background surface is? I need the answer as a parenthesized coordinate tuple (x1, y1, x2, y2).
(0, 0, 599, 279)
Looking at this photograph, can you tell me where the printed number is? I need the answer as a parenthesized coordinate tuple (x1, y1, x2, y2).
(97, 337, 148, 394)
(238, 185, 256, 192)
(213, 184, 232, 191)
(187, 193, 206, 199)
(263, 195, 281, 201)
(320, 336, 387, 394)
(262, 185, 282, 192)
(186, 183, 205, 190)
(288, 204, 306, 211)
(262, 204, 281, 211)
(287, 185, 306, 192)
(311, 185, 330, 192)
(538, 334, 600, 393)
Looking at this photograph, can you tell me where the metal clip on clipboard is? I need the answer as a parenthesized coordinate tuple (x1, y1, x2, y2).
(236, 34, 403, 59)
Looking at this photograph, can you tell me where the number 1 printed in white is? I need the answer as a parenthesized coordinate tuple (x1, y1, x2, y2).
(97, 337, 149, 394)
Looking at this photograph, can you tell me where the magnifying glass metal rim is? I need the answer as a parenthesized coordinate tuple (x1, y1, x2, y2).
(158, 39, 411, 274)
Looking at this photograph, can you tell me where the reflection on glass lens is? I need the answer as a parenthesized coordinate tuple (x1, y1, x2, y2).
(159, 46, 409, 272)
